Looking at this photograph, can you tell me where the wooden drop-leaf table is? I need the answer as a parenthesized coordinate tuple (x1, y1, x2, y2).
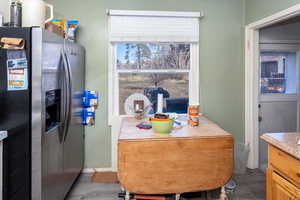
(118, 116, 234, 199)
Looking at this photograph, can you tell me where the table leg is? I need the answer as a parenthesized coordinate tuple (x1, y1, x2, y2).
(219, 186, 228, 200)
(206, 190, 212, 200)
(125, 191, 130, 200)
(121, 186, 126, 193)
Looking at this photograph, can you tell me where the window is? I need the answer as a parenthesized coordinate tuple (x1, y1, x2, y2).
(260, 52, 297, 94)
(108, 10, 201, 118)
(117, 43, 190, 114)
(117, 43, 190, 70)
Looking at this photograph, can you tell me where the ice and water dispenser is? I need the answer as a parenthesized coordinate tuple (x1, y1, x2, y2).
(45, 90, 61, 131)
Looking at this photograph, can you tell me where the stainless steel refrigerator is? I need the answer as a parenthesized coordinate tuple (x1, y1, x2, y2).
(0, 27, 85, 200)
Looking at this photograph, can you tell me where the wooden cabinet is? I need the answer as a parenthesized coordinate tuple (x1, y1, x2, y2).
(267, 145, 300, 200)
(268, 169, 300, 200)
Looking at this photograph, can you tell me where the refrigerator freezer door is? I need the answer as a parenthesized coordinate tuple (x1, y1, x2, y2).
(62, 43, 85, 196)
(31, 28, 67, 200)
(42, 38, 66, 200)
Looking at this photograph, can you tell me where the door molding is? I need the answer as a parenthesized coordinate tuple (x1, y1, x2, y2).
(260, 94, 298, 102)
(245, 3, 300, 169)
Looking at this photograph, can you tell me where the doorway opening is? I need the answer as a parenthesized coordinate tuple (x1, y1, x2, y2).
(245, 4, 300, 169)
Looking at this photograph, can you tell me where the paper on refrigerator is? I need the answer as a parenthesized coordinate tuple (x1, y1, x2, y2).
(7, 57, 28, 91)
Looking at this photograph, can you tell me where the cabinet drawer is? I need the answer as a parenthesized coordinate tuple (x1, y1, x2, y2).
(269, 145, 300, 186)
(272, 172, 300, 199)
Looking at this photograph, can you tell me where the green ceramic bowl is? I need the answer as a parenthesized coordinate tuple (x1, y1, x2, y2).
(150, 119, 174, 134)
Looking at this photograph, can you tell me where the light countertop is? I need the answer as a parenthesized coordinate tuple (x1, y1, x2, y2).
(261, 132, 300, 160)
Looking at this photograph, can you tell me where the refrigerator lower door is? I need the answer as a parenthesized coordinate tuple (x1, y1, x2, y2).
(62, 43, 85, 197)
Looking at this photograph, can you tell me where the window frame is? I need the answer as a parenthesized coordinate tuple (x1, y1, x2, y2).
(260, 43, 300, 98)
(260, 54, 289, 94)
(108, 42, 199, 123)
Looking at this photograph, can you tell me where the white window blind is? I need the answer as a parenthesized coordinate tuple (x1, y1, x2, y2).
(108, 10, 202, 43)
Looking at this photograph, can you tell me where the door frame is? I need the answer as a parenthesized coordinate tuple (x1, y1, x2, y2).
(245, 3, 300, 169)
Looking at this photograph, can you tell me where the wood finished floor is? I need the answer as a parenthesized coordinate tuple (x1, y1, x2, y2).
(66, 169, 266, 200)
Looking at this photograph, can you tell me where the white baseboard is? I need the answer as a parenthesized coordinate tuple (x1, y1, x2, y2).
(82, 168, 116, 173)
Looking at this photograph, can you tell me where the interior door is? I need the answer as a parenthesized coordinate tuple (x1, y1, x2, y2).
(259, 50, 299, 172)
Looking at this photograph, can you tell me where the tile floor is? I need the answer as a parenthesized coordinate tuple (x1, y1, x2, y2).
(66, 169, 265, 200)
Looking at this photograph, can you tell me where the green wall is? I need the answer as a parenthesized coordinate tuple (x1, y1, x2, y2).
(46, 0, 245, 168)
(246, 0, 300, 24)
(44, 0, 300, 169)
(0, 0, 9, 21)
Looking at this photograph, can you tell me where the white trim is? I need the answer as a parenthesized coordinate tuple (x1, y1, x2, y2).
(111, 116, 122, 172)
(107, 9, 203, 18)
(260, 94, 298, 102)
(115, 44, 120, 116)
(108, 42, 116, 126)
(260, 43, 300, 51)
(190, 43, 200, 105)
(260, 39, 300, 44)
(245, 3, 300, 169)
(82, 168, 115, 173)
(245, 28, 260, 169)
(296, 51, 300, 131)
(108, 15, 114, 126)
(247, 4, 300, 29)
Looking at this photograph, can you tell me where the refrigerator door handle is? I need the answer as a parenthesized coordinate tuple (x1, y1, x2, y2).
(65, 52, 73, 142)
(61, 50, 70, 143)
(62, 51, 73, 142)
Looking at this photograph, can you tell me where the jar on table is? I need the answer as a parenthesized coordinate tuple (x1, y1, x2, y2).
(188, 105, 200, 127)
